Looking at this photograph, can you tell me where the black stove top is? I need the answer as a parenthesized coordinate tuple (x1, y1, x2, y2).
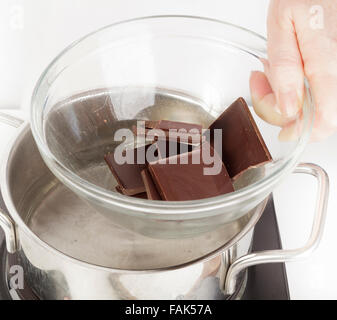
(0, 197, 289, 300)
(241, 198, 290, 300)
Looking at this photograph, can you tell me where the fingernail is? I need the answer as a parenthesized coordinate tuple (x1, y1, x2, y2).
(278, 90, 299, 118)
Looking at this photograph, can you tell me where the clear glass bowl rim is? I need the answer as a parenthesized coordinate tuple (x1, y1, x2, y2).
(30, 15, 314, 218)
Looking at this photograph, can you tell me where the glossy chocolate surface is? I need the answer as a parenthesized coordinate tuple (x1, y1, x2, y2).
(209, 97, 272, 178)
(148, 144, 234, 201)
(104, 146, 149, 194)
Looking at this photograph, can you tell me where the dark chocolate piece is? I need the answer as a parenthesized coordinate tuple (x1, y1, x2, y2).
(133, 192, 148, 199)
(133, 120, 203, 145)
(144, 120, 160, 129)
(148, 142, 234, 201)
(104, 145, 150, 194)
(105, 139, 192, 196)
(133, 126, 204, 145)
(208, 97, 272, 178)
(146, 120, 202, 134)
(154, 140, 193, 162)
(141, 169, 161, 200)
(115, 185, 148, 199)
(115, 185, 122, 194)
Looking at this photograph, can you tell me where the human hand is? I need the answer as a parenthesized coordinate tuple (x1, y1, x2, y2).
(250, 0, 337, 141)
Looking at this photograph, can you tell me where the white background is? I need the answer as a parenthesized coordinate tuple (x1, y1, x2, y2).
(1, 0, 337, 299)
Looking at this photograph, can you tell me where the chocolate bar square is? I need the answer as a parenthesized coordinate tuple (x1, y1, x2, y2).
(148, 142, 234, 201)
(208, 98, 272, 178)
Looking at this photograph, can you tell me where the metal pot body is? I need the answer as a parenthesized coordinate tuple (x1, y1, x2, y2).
(7, 227, 252, 300)
(0, 118, 329, 300)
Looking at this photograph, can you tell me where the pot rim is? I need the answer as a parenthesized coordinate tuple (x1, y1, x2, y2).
(0, 124, 267, 273)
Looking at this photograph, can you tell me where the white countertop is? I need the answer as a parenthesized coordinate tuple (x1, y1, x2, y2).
(1, 0, 336, 299)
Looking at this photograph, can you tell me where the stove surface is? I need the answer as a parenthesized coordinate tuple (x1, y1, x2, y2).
(241, 198, 290, 300)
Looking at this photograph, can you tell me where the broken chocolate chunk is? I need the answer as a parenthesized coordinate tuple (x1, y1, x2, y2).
(104, 145, 150, 195)
(141, 169, 161, 200)
(144, 120, 160, 129)
(148, 142, 234, 201)
(115, 185, 148, 199)
(133, 120, 204, 145)
(105, 136, 196, 196)
(208, 97, 272, 178)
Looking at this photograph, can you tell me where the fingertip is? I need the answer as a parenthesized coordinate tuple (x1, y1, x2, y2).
(278, 126, 298, 141)
(250, 70, 273, 101)
(278, 119, 303, 142)
(252, 94, 290, 127)
(250, 71, 290, 127)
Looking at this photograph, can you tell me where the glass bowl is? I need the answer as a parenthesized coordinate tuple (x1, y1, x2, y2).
(31, 16, 314, 238)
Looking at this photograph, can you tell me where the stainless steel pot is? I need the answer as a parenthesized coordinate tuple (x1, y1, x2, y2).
(0, 113, 329, 299)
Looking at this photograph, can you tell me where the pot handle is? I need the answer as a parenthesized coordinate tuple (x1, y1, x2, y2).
(0, 204, 17, 254)
(223, 163, 329, 296)
(0, 111, 25, 128)
(0, 112, 24, 253)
